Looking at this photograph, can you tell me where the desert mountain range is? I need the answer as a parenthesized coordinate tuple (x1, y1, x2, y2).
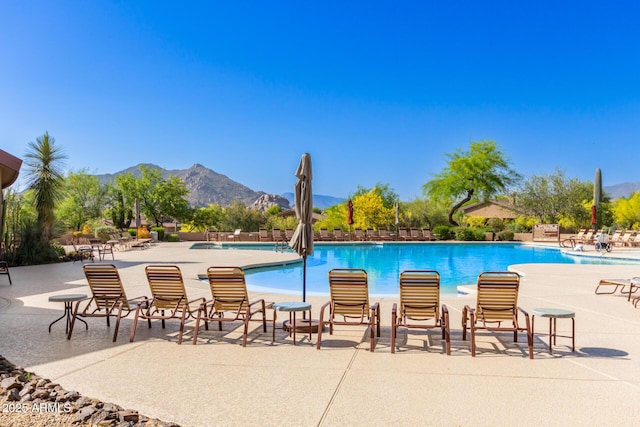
(96, 163, 345, 209)
(96, 163, 639, 208)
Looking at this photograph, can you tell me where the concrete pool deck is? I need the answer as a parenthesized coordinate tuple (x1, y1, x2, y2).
(1, 241, 640, 426)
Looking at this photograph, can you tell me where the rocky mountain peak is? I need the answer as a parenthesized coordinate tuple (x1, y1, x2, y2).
(251, 194, 291, 212)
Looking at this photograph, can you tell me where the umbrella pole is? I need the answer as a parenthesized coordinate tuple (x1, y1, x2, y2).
(302, 255, 307, 319)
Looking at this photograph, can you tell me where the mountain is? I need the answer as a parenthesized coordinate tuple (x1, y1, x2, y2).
(281, 192, 346, 210)
(604, 182, 640, 199)
(97, 163, 264, 207)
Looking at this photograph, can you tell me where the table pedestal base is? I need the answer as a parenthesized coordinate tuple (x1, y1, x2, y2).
(283, 319, 323, 334)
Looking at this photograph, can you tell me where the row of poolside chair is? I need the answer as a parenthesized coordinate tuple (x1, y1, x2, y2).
(319, 227, 437, 242)
(68, 264, 533, 358)
(568, 228, 640, 247)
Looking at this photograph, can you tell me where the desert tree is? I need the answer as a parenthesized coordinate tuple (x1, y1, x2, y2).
(423, 140, 521, 226)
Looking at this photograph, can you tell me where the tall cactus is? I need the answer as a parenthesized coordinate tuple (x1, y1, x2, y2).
(593, 168, 602, 230)
(594, 168, 602, 207)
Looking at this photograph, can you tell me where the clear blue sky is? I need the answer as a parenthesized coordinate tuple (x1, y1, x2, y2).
(2, 1, 639, 201)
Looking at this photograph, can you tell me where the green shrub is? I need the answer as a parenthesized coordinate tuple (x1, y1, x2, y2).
(487, 218, 505, 232)
(432, 225, 452, 240)
(151, 227, 165, 241)
(455, 228, 474, 241)
(497, 230, 515, 241)
(166, 234, 180, 242)
(95, 226, 117, 243)
(127, 228, 136, 237)
(455, 227, 486, 241)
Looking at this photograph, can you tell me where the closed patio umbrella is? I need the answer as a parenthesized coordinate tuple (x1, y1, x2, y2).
(347, 199, 354, 232)
(290, 153, 314, 303)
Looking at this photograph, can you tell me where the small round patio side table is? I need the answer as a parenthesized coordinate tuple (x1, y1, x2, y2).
(272, 302, 312, 345)
(48, 294, 88, 334)
(532, 308, 575, 354)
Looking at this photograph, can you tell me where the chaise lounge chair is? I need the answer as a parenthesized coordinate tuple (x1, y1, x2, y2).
(258, 228, 270, 242)
(595, 277, 640, 301)
(68, 264, 147, 342)
(462, 271, 533, 358)
(317, 268, 380, 352)
(319, 228, 333, 241)
(129, 265, 205, 343)
(190, 266, 268, 346)
(391, 270, 450, 354)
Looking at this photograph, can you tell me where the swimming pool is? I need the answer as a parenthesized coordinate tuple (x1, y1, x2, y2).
(194, 242, 627, 296)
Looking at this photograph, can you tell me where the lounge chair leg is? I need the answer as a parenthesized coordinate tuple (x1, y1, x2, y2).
(177, 310, 188, 345)
(113, 303, 124, 342)
(67, 301, 81, 340)
(192, 309, 203, 345)
(470, 311, 476, 357)
(391, 305, 397, 354)
(130, 306, 142, 342)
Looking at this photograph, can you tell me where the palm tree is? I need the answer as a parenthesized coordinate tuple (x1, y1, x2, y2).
(25, 132, 66, 245)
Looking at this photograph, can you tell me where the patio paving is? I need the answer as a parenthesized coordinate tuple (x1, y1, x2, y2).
(1, 241, 640, 426)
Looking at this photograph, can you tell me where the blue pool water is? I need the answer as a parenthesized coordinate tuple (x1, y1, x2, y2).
(192, 242, 628, 296)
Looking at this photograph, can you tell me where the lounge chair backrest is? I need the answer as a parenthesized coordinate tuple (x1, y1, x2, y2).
(328, 268, 369, 318)
(145, 265, 188, 310)
(206, 266, 249, 313)
(476, 272, 519, 322)
(83, 264, 130, 310)
(399, 270, 440, 320)
(398, 228, 409, 238)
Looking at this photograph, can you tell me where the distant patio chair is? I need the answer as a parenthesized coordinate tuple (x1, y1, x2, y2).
(618, 230, 634, 247)
(378, 228, 391, 241)
(258, 228, 270, 242)
(227, 229, 241, 241)
(333, 228, 345, 241)
(0, 261, 11, 285)
(284, 228, 294, 240)
(272, 228, 284, 243)
(70, 239, 95, 262)
(410, 228, 426, 241)
(319, 228, 333, 241)
(421, 229, 437, 241)
(353, 228, 366, 241)
(398, 228, 412, 241)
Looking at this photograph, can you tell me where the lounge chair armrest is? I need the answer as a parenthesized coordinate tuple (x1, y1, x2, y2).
(318, 301, 330, 327)
(462, 305, 473, 341)
(247, 298, 266, 316)
(369, 301, 380, 315)
(197, 298, 214, 311)
(462, 305, 473, 323)
(185, 297, 207, 312)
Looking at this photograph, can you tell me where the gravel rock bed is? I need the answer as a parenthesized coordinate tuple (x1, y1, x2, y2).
(0, 355, 179, 427)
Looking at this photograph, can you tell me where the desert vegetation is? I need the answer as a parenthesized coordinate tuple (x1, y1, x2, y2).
(2, 134, 638, 266)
